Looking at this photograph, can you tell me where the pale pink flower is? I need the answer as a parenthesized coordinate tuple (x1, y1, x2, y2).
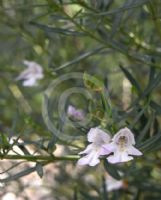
(105, 174, 123, 192)
(102, 127, 142, 164)
(67, 105, 85, 121)
(16, 60, 44, 86)
(77, 127, 111, 166)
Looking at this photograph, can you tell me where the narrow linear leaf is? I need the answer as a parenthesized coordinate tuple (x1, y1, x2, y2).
(29, 21, 85, 36)
(73, 186, 78, 200)
(47, 135, 57, 153)
(142, 72, 161, 97)
(36, 162, 44, 178)
(119, 65, 142, 93)
(137, 113, 155, 142)
(148, 59, 156, 86)
(0, 166, 38, 183)
(0, 162, 48, 183)
(54, 46, 106, 71)
(103, 160, 121, 180)
(102, 175, 108, 200)
(150, 100, 161, 115)
(138, 133, 161, 152)
(110, 0, 134, 38)
(83, 72, 104, 91)
(93, 0, 149, 16)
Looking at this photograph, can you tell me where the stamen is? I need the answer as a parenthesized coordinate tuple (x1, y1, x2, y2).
(118, 136, 127, 151)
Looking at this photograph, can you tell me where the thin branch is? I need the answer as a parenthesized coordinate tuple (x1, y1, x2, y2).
(0, 154, 80, 162)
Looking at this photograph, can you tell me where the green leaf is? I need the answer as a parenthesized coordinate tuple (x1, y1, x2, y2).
(148, 59, 156, 86)
(36, 163, 44, 178)
(0, 133, 10, 152)
(138, 133, 161, 152)
(119, 65, 142, 93)
(80, 191, 97, 200)
(83, 72, 104, 92)
(47, 135, 57, 153)
(17, 143, 31, 155)
(0, 165, 37, 183)
(101, 89, 112, 118)
(54, 46, 105, 71)
(103, 160, 121, 180)
(142, 72, 161, 98)
(73, 186, 78, 200)
(30, 21, 85, 36)
(150, 100, 161, 115)
(136, 113, 155, 142)
(101, 176, 108, 200)
(92, 0, 150, 16)
(110, 0, 133, 38)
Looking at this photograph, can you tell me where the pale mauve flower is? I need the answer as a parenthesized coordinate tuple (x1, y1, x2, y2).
(67, 105, 85, 121)
(16, 60, 44, 86)
(77, 127, 111, 166)
(102, 127, 142, 164)
(2, 193, 17, 200)
(105, 174, 124, 192)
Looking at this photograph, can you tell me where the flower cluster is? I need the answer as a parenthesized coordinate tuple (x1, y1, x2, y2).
(16, 60, 44, 87)
(105, 173, 124, 192)
(67, 105, 85, 121)
(78, 127, 142, 166)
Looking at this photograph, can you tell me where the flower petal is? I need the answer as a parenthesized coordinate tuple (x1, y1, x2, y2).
(87, 127, 110, 143)
(89, 152, 100, 166)
(113, 127, 135, 145)
(106, 175, 123, 191)
(67, 105, 85, 120)
(107, 151, 133, 164)
(23, 78, 37, 86)
(67, 105, 76, 116)
(99, 147, 111, 155)
(79, 144, 93, 155)
(99, 143, 116, 155)
(127, 146, 143, 156)
(23, 60, 43, 73)
(87, 127, 98, 142)
(77, 151, 100, 166)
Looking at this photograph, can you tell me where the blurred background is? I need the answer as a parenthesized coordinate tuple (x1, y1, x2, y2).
(0, 0, 161, 199)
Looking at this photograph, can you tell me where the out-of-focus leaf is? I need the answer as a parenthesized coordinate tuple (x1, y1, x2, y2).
(137, 113, 155, 142)
(17, 143, 31, 155)
(54, 46, 105, 71)
(47, 135, 57, 153)
(0, 165, 37, 183)
(29, 21, 85, 36)
(142, 72, 161, 98)
(83, 72, 104, 92)
(138, 133, 161, 152)
(110, 0, 134, 38)
(150, 100, 161, 115)
(101, 88, 112, 118)
(129, 105, 148, 129)
(73, 186, 78, 200)
(36, 162, 44, 178)
(80, 190, 97, 200)
(93, 0, 149, 16)
(148, 60, 156, 86)
(103, 160, 121, 180)
(119, 65, 142, 93)
(0, 133, 10, 152)
(101, 175, 108, 200)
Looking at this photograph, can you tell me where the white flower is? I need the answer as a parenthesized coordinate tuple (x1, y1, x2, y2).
(16, 60, 44, 86)
(102, 127, 142, 164)
(105, 174, 124, 192)
(77, 127, 111, 166)
(67, 105, 85, 121)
